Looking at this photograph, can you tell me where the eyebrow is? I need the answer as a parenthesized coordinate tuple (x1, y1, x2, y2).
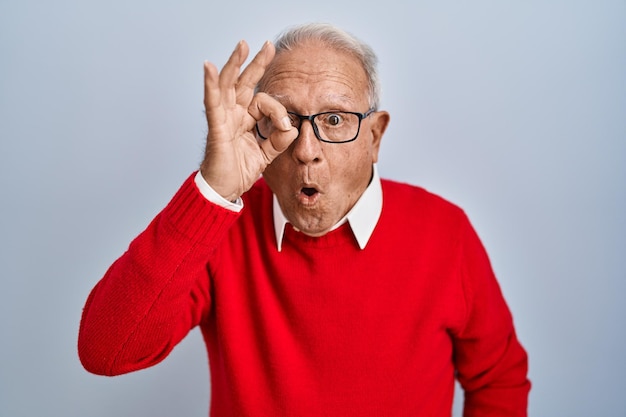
(268, 94, 293, 104)
(323, 93, 356, 106)
(268, 93, 357, 110)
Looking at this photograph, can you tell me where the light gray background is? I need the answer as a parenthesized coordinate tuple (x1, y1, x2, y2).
(1, 1, 624, 416)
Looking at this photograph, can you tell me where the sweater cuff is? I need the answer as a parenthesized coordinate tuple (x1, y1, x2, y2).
(161, 172, 241, 246)
(194, 171, 244, 212)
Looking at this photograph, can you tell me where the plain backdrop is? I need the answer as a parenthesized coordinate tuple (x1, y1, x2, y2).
(1, 1, 624, 416)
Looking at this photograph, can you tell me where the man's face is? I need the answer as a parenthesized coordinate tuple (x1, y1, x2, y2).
(260, 41, 389, 236)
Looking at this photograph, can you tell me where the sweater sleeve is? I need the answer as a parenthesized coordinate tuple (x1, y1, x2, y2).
(78, 173, 240, 376)
(452, 216, 531, 416)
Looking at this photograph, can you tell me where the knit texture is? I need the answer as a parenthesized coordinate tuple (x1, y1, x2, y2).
(78, 172, 530, 416)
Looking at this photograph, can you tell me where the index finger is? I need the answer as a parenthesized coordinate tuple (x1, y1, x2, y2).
(236, 41, 276, 105)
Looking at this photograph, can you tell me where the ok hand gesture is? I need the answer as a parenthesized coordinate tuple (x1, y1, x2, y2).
(200, 41, 298, 202)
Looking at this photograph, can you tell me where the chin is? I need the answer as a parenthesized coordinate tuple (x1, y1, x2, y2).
(290, 215, 331, 237)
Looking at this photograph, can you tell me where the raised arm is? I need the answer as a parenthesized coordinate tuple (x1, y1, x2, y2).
(78, 40, 297, 376)
(200, 40, 298, 202)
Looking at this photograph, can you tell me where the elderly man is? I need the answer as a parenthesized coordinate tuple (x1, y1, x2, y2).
(79, 23, 530, 416)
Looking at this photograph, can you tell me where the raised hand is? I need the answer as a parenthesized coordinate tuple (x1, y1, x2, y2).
(200, 40, 298, 202)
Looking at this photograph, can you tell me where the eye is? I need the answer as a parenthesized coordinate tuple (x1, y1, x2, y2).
(324, 113, 344, 126)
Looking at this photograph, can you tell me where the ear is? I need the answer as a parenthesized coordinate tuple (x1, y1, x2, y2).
(368, 110, 390, 163)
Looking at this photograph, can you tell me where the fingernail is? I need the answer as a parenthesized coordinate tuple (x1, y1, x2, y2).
(281, 116, 291, 130)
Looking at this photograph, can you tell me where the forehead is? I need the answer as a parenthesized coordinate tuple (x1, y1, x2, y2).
(260, 42, 369, 108)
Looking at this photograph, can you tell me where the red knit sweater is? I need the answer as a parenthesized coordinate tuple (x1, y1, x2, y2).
(78, 173, 530, 416)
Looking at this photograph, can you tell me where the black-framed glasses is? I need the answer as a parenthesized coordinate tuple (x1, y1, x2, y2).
(256, 109, 375, 144)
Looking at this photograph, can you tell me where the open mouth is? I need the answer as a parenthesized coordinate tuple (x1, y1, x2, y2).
(298, 186, 320, 205)
(301, 187, 318, 197)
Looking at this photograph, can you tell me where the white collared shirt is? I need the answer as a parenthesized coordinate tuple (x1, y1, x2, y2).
(194, 164, 383, 251)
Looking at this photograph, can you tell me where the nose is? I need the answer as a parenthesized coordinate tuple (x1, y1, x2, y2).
(291, 119, 322, 165)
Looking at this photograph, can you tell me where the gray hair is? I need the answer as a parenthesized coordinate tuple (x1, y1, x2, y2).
(261, 23, 381, 110)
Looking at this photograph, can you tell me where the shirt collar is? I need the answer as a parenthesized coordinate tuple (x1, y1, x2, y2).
(273, 164, 383, 252)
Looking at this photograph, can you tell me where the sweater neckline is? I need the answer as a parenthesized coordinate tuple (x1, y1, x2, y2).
(281, 222, 360, 250)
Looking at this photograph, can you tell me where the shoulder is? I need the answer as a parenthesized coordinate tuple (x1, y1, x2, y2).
(377, 178, 480, 259)
(381, 178, 466, 220)
(378, 178, 474, 243)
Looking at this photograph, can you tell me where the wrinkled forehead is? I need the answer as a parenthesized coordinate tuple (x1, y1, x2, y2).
(257, 42, 369, 104)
